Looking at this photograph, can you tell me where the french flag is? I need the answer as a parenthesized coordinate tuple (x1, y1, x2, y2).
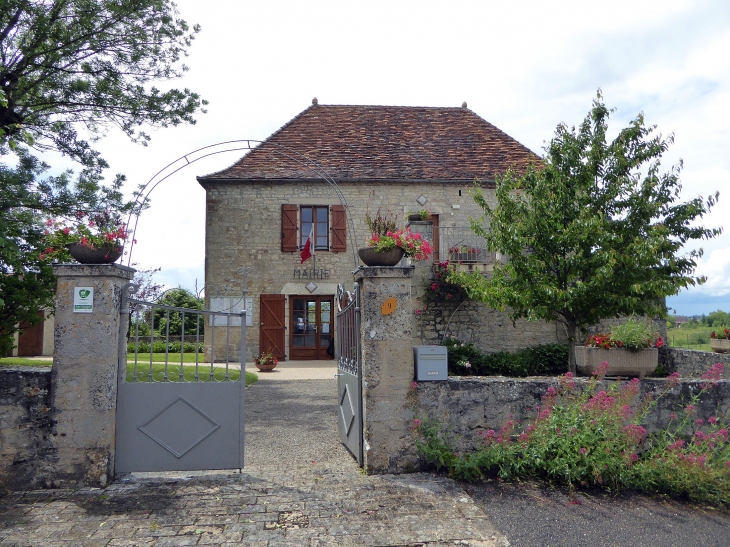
(300, 225, 314, 264)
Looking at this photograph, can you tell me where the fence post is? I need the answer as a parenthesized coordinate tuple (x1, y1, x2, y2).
(355, 265, 418, 474)
(50, 264, 135, 487)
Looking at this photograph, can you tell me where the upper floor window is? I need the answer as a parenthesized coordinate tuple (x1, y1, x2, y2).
(281, 204, 347, 253)
(300, 206, 329, 251)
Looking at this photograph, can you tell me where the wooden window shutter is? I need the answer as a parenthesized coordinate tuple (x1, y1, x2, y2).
(331, 205, 347, 252)
(281, 204, 298, 252)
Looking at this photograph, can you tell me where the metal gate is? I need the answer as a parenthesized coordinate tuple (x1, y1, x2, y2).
(115, 284, 247, 474)
(336, 283, 363, 465)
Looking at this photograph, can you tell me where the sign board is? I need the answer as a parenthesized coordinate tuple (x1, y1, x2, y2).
(209, 296, 253, 327)
(73, 287, 94, 313)
(381, 297, 397, 315)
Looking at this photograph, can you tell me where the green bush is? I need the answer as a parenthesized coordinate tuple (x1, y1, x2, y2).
(128, 341, 204, 354)
(443, 338, 568, 377)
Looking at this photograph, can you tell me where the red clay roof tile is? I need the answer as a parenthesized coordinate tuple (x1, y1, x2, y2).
(198, 104, 540, 183)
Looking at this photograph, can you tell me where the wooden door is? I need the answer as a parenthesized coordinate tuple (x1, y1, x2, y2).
(289, 296, 333, 360)
(17, 311, 44, 356)
(259, 294, 286, 360)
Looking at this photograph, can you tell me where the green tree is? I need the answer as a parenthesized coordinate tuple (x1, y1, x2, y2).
(154, 288, 204, 337)
(0, 0, 205, 351)
(452, 93, 721, 373)
(707, 310, 729, 327)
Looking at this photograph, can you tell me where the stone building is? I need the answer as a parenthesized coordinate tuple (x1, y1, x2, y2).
(197, 100, 567, 361)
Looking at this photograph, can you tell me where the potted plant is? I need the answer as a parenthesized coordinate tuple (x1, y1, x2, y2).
(254, 348, 279, 371)
(407, 207, 432, 222)
(710, 328, 730, 353)
(41, 210, 131, 264)
(359, 207, 434, 266)
(576, 317, 664, 377)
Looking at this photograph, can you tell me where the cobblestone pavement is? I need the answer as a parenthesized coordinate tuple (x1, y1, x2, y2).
(0, 378, 509, 546)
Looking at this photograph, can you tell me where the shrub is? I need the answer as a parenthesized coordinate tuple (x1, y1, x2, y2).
(128, 341, 204, 354)
(414, 363, 730, 506)
(443, 338, 568, 377)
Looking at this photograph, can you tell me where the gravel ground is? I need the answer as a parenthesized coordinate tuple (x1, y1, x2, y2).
(465, 478, 730, 547)
(244, 377, 357, 468)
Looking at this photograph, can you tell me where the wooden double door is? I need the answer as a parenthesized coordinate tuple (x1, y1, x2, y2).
(290, 296, 333, 360)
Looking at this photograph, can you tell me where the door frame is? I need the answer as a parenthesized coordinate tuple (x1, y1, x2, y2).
(289, 295, 334, 360)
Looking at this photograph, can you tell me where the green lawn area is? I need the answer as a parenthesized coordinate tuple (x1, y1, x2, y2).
(0, 357, 258, 387)
(666, 326, 714, 352)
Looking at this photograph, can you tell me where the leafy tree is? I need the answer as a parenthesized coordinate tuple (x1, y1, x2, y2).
(0, 0, 205, 351)
(707, 310, 729, 327)
(154, 288, 204, 337)
(452, 93, 721, 373)
(0, 0, 207, 163)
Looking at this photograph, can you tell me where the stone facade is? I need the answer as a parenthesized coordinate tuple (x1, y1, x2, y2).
(202, 179, 532, 361)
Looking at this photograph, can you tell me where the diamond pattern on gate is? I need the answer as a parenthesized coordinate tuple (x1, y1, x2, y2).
(339, 385, 355, 436)
(138, 396, 220, 459)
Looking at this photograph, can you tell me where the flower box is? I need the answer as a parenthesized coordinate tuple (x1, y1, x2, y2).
(575, 346, 658, 378)
(710, 339, 730, 354)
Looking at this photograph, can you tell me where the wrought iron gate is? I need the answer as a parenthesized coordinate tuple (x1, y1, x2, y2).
(115, 284, 247, 474)
(336, 283, 363, 465)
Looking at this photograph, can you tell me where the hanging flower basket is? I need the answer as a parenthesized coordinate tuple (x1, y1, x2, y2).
(66, 242, 123, 264)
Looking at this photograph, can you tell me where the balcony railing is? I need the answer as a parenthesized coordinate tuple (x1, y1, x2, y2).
(437, 226, 495, 264)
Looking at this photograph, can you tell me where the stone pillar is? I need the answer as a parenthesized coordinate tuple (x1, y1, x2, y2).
(50, 264, 135, 487)
(356, 266, 419, 474)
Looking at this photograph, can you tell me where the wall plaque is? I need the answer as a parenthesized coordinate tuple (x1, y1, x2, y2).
(381, 297, 397, 315)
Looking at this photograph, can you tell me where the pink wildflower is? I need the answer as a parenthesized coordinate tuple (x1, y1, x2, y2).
(664, 372, 680, 389)
(708, 416, 718, 425)
(701, 363, 724, 389)
(580, 447, 587, 455)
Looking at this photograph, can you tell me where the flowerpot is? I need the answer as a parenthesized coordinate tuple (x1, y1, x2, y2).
(358, 247, 405, 267)
(67, 242, 123, 264)
(255, 362, 278, 372)
(575, 346, 658, 378)
(710, 339, 730, 353)
(449, 252, 478, 263)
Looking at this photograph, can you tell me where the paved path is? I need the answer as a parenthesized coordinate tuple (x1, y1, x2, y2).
(0, 374, 508, 546)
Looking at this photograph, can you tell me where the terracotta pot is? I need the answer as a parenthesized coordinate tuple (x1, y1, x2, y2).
(358, 247, 405, 267)
(710, 339, 730, 353)
(575, 346, 658, 378)
(255, 361, 278, 371)
(67, 242, 123, 264)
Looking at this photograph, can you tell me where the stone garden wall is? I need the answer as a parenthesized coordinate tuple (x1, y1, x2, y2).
(0, 367, 55, 490)
(414, 376, 730, 455)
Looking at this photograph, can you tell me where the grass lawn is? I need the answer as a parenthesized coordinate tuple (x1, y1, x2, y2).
(0, 357, 258, 387)
(666, 326, 715, 352)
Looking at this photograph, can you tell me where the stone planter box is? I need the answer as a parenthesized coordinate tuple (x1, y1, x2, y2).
(575, 346, 658, 378)
(710, 339, 730, 353)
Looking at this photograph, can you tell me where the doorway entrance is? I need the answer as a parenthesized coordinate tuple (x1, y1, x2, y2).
(290, 296, 333, 360)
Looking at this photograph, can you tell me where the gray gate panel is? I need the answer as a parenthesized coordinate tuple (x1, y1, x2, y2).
(115, 382, 242, 473)
(336, 283, 363, 465)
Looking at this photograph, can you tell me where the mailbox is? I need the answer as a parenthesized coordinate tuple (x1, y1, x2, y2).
(413, 345, 448, 381)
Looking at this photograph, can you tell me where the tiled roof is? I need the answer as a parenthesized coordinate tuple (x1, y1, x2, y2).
(198, 104, 540, 183)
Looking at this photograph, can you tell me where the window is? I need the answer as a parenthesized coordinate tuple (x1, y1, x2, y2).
(281, 204, 347, 253)
(300, 206, 329, 251)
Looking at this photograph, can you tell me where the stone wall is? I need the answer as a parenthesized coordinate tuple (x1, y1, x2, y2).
(414, 376, 730, 454)
(203, 179, 521, 360)
(0, 367, 55, 490)
(668, 348, 730, 378)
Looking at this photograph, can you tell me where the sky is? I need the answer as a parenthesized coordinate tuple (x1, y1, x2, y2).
(53, 0, 730, 316)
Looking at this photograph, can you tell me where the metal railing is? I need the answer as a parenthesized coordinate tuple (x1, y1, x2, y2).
(437, 226, 495, 264)
(120, 286, 247, 383)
